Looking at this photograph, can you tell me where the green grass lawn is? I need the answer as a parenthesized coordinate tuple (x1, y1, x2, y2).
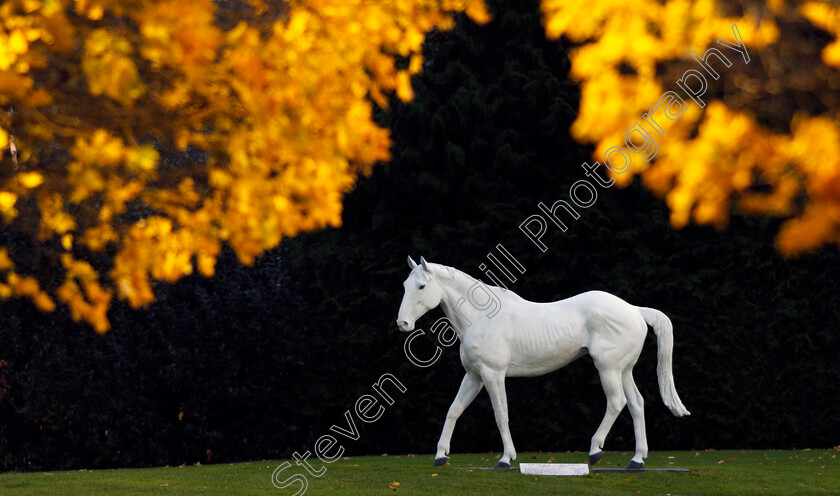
(1, 450, 838, 495)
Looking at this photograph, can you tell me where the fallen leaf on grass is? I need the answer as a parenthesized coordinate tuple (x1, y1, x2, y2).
(388, 482, 400, 491)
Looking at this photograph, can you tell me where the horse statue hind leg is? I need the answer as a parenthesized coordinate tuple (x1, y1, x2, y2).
(587, 361, 643, 468)
(589, 306, 690, 469)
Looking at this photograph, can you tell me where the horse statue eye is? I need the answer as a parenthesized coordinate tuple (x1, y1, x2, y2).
(419, 285, 426, 290)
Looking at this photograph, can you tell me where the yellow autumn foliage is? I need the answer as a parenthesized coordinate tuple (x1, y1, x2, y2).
(3, 0, 839, 332)
(542, 0, 840, 256)
(0, 0, 490, 331)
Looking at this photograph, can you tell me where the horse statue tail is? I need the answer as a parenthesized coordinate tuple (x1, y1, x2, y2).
(637, 307, 691, 417)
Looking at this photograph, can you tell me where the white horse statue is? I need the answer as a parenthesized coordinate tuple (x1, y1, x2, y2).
(396, 256, 690, 469)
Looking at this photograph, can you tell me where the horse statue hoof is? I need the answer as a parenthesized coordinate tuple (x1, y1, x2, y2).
(493, 461, 511, 469)
(433, 457, 449, 467)
(589, 451, 603, 465)
(627, 460, 644, 470)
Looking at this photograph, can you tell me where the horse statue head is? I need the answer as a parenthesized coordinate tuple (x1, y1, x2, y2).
(396, 256, 442, 332)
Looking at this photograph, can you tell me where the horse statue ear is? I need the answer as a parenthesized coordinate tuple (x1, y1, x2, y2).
(407, 256, 418, 270)
(420, 256, 431, 273)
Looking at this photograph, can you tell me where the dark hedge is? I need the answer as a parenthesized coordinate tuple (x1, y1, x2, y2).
(0, 248, 311, 470)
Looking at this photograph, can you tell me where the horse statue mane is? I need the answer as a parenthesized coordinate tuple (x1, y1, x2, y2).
(428, 263, 467, 281)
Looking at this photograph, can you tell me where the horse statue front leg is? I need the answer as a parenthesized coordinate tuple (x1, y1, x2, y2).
(481, 367, 516, 469)
(434, 372, 483, 466)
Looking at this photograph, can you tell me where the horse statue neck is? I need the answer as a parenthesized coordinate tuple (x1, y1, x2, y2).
(429, 263, 494, 338)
